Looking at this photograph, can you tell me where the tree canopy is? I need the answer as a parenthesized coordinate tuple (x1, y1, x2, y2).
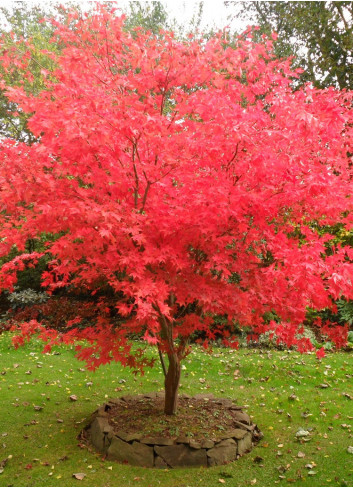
(0, 5, 352, 413)
(235, 1, 353, 89)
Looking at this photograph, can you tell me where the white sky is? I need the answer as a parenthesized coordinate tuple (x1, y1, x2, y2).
(0, 0, 248, 33)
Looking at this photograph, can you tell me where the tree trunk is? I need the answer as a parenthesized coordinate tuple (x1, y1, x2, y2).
(164, 350, 181, 415)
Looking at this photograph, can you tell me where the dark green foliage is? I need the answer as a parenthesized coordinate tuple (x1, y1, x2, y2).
(123, 1, 170, 34)
(0, 4, 60, 143)
(235, 1, 353, 89)
(336, 299, 353, 327)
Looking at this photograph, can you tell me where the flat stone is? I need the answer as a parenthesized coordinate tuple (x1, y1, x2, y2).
(233, 412, 251, 425)
(90, 417, 109, 451)
(216, 438, 237, 447)
(233, 420, 253, 432)
(120, 395, 137, 403)
(115, 430, 132, 442)
(227, 429, 248, 440)
(200, 439, 214, 449)
(107, 437, 154, 467)
(189, 440, 202, 449)
(154, 455, 168, 468)
(97, 408, 109, 417)
(125, 433, 143, 442)
(176, 436, 191, 444)
(102, 425, 114, 435)
(140, 437, 174, 446)
(213, 398, 233, 408)
(237, 432, 252, 456)
(107, 398, 124, 405)
(230, 405, 244, 411)
(207, 443, 237, 466)
(212, 437, 222, 444)
(155, 444, 207, 468)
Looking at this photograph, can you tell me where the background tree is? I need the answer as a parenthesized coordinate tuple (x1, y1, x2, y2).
(123, 1, 170, 34)
(0, 3, 62, 143)
(0, 6, 352, 415)
(233, 1, 353, 330)
(234, 1, 353, 89)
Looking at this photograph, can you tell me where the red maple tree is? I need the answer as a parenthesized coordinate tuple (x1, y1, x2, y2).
(0, 7, 352, 414)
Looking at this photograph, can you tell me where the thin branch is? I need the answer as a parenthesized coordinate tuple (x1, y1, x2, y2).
(225, 143, 239, 170)
(140, 180, 151, 213)
(158, 346, 167, 377)
(133, 162, 139, 209)
(335, 3, 350, 33)
(167, 110, 179, 129)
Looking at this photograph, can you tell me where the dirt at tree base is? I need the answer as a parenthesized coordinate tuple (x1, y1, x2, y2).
(106, 394, 249, 442)
(83, 393, 263, 468)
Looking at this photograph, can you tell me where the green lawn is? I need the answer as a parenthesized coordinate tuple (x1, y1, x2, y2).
(0, 332, 352, 487)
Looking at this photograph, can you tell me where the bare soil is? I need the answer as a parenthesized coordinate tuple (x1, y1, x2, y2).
(106, 395, 244, 442)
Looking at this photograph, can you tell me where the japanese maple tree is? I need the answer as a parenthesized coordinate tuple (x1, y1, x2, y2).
(1, 7, 353, 414)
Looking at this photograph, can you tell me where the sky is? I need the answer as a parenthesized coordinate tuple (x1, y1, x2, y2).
(0, 0, 248, 33)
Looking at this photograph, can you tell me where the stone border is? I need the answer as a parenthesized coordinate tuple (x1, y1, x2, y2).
(84, 393, 263, 468)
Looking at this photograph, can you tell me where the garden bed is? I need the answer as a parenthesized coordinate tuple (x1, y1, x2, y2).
(84, 392, 263, 468)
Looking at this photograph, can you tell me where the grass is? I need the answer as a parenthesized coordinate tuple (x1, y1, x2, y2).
(0, 332, 352, 487)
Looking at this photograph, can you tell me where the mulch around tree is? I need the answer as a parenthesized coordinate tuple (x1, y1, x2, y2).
(105, 394, 249, 443)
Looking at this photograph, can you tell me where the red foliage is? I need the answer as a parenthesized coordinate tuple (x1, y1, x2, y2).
(316, 347, 326, 359)
(0, 6, 352, 373)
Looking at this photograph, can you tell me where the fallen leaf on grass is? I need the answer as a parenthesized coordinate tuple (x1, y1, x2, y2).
(297, 451, 305, 458)
(218, 478, 225, 483)
(0, 457, 9, 474)
(73, 473, 86, 480)
(69, 395, 78, 402)
(295, 428, 311, 438)
(342, 393, 353, 400)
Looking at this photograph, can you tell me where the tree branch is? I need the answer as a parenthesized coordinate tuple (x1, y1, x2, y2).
(158, 346, 167, 377)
